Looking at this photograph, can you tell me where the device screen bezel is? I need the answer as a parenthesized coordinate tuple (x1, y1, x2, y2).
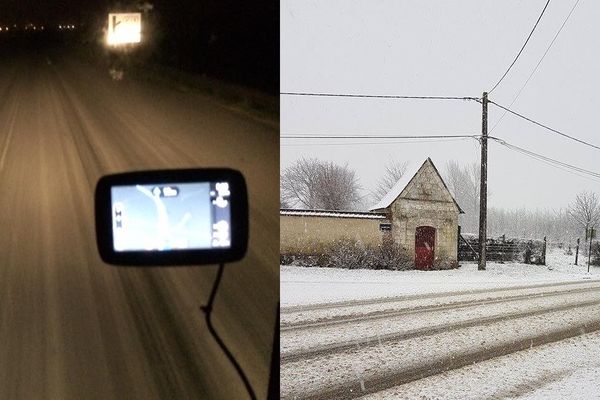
(95, 168, 248, 266)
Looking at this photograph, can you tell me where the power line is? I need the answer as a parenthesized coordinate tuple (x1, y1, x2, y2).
(280, 92, 480, 101)
(489, 136, 600, 182)
(489, 0, 551, 94)
(500, 146, 600, 183)
(281, 134, 479, 139)
(489, 101, 600, 151)
(281, 137, 472, 147)
(490, 0, 581, 133)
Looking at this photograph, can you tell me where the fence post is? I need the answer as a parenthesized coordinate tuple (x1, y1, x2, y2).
(457, 225, 461, 263)
(575, 238, 580, 266)
(524, 241, 532, 264)
(542, 236, 547, 266)
(588, 228, 595, 273)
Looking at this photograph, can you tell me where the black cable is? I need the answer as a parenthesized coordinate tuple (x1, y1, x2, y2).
(490, 0, 580, 133)
(488, 136, 600, 181)
(280, 92, 479, 101)
(281, 137, 472, 147)
(489, 101, 600, 151)
(281, 134, 479, 139)
(489, 0, 551, 94)
(500, 145, 600, 183)
(201, 263, 257, 400)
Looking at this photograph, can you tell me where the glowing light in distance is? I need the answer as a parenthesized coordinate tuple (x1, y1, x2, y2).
(107, 13, 141, 45)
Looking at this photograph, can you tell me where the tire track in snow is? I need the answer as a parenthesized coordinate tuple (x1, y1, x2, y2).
(282, 279, 599, 314)
(282, 290, 600, 363)
(282, 281, 600, 332)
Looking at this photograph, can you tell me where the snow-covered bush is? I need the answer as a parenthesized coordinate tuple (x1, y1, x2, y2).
(591, 243, 600, 266)
(375, 241, 413, 270)
(326, 239, 378, 270)
(433, 249, 458, 270)
(282, 239, 414, 270)
(281, 254, 328, 268)
(280, 254, 294, 265)
(327, 238, 415, 270)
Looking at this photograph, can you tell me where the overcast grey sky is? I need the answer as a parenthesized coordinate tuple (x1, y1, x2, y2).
(281, 0, 600, 211)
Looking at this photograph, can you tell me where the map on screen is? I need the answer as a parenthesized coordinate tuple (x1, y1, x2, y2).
(111, 182, 231, 252)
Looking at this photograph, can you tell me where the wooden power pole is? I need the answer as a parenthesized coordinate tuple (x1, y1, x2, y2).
(478, 92, 488, 271)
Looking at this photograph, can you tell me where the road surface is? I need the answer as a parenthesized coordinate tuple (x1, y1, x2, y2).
(281, 280, 600, 399)
(364, 329, 600, 399)
(0, 49, 278, 399)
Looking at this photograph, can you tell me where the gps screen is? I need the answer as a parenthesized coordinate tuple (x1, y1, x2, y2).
(110, 181, 232, 252)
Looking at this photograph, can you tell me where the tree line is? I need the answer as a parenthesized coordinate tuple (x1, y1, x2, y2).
(281, 157, 600, 244)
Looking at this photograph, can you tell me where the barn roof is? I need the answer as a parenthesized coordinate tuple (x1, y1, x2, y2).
(368, 158, 464, 213)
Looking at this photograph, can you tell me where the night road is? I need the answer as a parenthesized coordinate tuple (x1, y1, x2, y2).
(0, 52, 278, 399)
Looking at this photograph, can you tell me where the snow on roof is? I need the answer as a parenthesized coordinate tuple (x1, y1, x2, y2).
(369, 158, 464, 213)
(280, 209, 388, 220)
(369, 159, 427, 211)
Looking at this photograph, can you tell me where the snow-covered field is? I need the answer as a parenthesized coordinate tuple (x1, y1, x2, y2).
(281, 248, 600, 306)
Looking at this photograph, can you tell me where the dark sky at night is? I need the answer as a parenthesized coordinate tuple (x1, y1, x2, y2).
(0, 0, 103, 23)
(0, 0, 279, 93)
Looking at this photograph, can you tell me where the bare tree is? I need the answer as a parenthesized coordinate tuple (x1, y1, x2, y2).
(281, 158, 320, 209)
(568, 191, 600, 235)
(445, 161, 480, 234)
(281, 158, 362, 210)
(371, 160, 408, 203)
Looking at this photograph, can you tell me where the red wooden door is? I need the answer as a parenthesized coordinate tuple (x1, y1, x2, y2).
(415, 226, 435, 270)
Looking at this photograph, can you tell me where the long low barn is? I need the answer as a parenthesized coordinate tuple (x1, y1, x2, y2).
(280, 158, 464, 269)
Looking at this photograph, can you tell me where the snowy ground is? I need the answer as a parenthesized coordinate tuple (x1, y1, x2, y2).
(281, 248, 600, 399)
(281, 300, 600, 398)
(281, 248, 599, 306)
(281, 284, 600, 355)
(362, 330, 600, 400)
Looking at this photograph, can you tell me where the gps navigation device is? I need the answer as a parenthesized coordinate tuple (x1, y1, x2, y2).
(95, 168, 248, 266)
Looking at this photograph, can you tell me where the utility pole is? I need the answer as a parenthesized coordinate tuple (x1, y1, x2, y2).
(478, 92, 488, 271)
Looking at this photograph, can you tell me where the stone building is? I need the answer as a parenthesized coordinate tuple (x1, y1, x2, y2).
(280, 158, 463, 269)
(369, 157, 463, 269)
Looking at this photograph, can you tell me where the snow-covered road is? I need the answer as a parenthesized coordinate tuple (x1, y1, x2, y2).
(362, 330, 600, 400)
(280, 250, 600, 399)
(281, 287, 600, 398)
(282, 280, 600, 327)
(282, 281, 600, 360)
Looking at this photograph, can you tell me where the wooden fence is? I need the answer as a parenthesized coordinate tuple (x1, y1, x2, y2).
(458, 233, 547, 265)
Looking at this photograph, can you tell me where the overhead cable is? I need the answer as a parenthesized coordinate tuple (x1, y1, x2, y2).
(281, 134, 479, 139)
(490, 0, 581, 132)
(281, 137, 472, 147)
(489, 136, 600, 181)
(280, 92, 480, 101)
(489, 101, 600, 151)
(489, 0, 551, 94)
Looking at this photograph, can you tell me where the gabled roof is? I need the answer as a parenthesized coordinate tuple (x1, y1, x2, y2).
(369, 158, 464, 213)
(369, 160, 425, 211)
